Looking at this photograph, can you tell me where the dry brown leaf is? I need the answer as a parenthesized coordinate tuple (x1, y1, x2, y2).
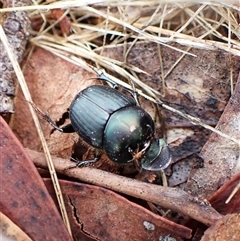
(209, 172, 240, 215)
(0, 212, 32, 241)
(44, 179, 191, 241)
(200, 214, 240, 241)
(13, 47, 97, 158)
(182, 166, 240, 239)
(27, 148, 223, 228)
(100, 41, 240, 189)
(185, 74, 240, 199)
(0, 116, 72, 241)
(2, 2, 240, 241)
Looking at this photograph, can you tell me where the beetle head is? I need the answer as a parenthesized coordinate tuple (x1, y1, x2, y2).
(140, 139, 172, 171)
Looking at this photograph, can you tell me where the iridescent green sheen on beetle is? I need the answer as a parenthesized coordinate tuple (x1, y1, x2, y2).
(69, 84, 171, 171)
(40, 74, 172, 171)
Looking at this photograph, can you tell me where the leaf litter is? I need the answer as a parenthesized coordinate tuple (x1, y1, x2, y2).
(1, 1, 240, 240)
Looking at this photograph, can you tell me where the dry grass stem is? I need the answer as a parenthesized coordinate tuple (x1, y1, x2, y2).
(2, 2, 239, 238)
(3, 0, 240, 147)
(0, 25, 72, 236)
(27, 1, 240, 146)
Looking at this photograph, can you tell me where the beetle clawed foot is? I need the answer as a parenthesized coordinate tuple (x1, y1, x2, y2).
(63, 157, 99, 171)
(63, 161, 87, 171)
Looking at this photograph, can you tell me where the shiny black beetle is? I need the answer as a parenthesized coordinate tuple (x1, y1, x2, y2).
(41, 73, 171, 171)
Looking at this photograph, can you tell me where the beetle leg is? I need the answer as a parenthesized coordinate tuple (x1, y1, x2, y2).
(130, 141, 151, 162)
(133, 158, 142, 172)
(94, 68, 142, 106)
(95, 69, 119, 89)
(75, 156, 100, 167)
(43, 113, 75, 133)
(30, 102, 63, 131)
(60, 124, 75, 133)
(63, 152, 101, 170)
(63, 156, 100, 170)
(43, 113, 75, 134)
(47, 118, 75, 134)
(30, 101, 75, 133)
(128, 79, 140, 106)
(127, 146, 142, 171)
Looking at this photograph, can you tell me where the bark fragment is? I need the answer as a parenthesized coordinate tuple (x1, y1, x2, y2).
(0, 0, 31, 114)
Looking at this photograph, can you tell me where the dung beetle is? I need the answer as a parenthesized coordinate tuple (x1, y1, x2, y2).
(39, 72, 171, 171)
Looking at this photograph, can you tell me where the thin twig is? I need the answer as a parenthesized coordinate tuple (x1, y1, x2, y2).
(27, 148, 224, 227)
